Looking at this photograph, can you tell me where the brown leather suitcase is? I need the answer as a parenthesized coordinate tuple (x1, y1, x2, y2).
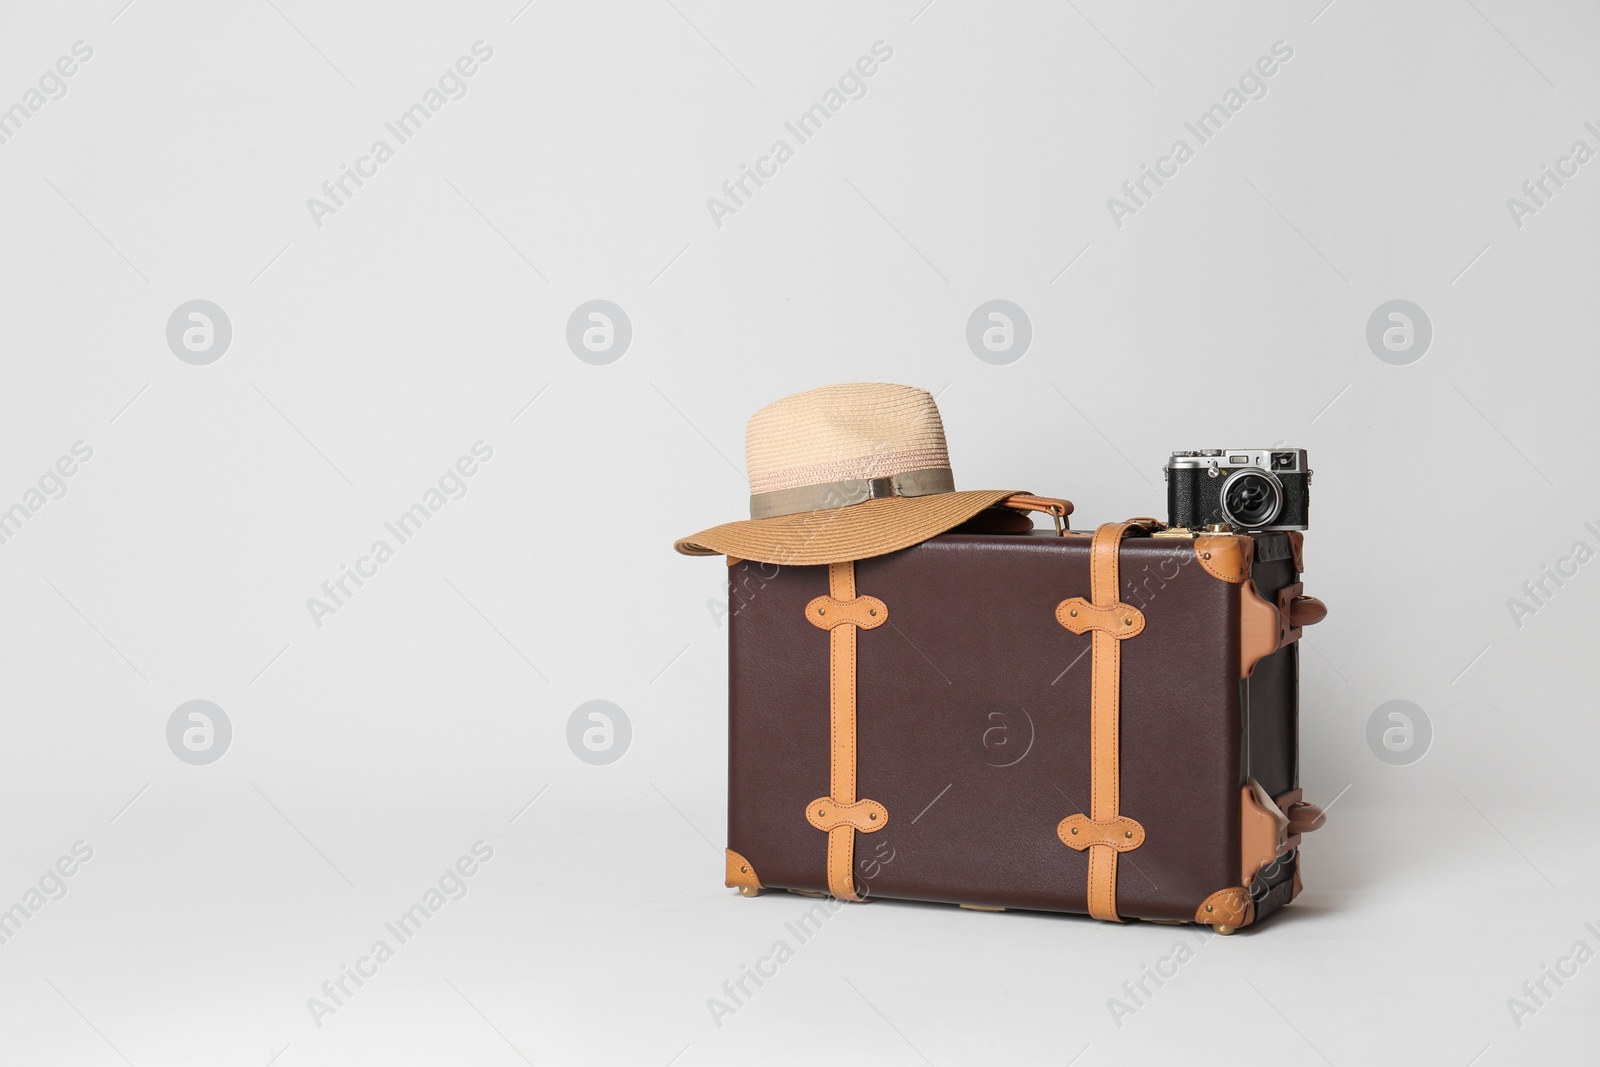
(721, 515, 1325, 931)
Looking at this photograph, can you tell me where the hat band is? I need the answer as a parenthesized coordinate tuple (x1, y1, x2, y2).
(749, 467, 955, 520)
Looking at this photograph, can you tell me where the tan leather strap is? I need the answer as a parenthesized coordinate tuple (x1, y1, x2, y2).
(827, 560, 859, 903)
(1057, 522, 1147, 922)
(1000, 494, 1074, 533)
(805, 561, 887, 901)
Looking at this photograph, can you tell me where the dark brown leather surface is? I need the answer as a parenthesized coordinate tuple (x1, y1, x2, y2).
(727, 529, 1242, 921)
(1239, 531, 1305, 922)
(1245, 532, 1300, 802)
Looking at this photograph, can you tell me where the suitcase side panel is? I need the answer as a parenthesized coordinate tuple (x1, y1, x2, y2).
(727, 532, 1242, 922)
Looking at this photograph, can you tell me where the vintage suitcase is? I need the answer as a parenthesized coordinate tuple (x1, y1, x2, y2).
(721, 510, 1325, 931)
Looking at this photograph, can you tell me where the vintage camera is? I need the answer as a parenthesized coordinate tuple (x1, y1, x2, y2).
(1165, 449, 1310, 531)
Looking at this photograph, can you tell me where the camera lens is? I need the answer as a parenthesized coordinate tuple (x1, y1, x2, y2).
(1220, 468, 1283, 529)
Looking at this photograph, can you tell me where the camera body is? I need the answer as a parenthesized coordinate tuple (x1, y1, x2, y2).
(1166, 449, 1310, 532)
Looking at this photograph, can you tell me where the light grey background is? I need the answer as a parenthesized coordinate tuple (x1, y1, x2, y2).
(2, 0, 1596, 1063)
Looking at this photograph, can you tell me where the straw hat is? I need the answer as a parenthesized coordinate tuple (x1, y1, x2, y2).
(673, 382, 1023, 566)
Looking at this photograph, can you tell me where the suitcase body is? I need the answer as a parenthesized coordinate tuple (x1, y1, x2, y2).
(722, 523, 1321, 930)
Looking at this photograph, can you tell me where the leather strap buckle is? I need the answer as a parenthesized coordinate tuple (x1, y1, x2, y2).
(1001, 494, 1074, 535)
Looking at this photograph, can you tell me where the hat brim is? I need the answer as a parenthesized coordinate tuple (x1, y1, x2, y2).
(674, 489, 1022, 566)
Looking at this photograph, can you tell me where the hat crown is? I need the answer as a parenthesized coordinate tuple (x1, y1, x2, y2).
(745, 383, 952, 496)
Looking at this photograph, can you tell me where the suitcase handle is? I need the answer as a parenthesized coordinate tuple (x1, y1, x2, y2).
(1000, 494, 1074, 534)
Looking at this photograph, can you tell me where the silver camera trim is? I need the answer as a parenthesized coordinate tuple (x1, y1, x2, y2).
(1167, 448, 1308, 474)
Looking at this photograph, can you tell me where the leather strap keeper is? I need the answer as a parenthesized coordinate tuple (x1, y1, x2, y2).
(1056, 599, 1145, 639)
(1057, 814, 1146, 851)
(806, 594, 888, 630)
(805, 797, 888, 833)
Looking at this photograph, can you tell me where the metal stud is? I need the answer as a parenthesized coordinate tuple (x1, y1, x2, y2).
(740, 865, 749, 874)
(1070, 827, 1079, 835)
(869, 812, 877, 820)
(818, 809, 826, 817)
(869, 609, 877, 616)
(1124, 830, 1133, 839)
(1205, 904, 1214, 912)
(818, 608, 826, 616)
(1124, 618, 1133, 626)
(1069, 609, 1078, 617)
(1203, 552, 1212, 560)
